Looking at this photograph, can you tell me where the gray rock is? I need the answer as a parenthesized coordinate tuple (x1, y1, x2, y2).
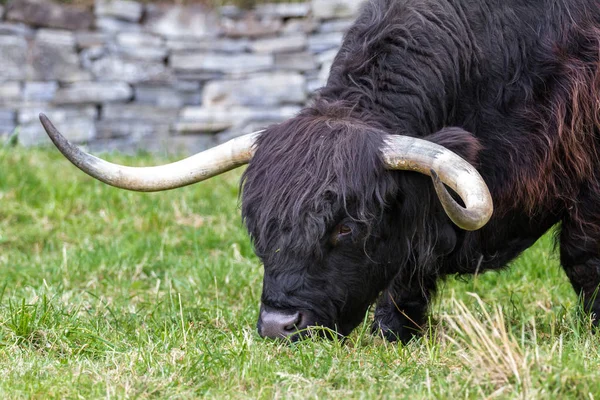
(95, 16, 141, 32)
(163, 134, 217, 155)
(29, 30, 91, 82)
(18, 106, 97, 146)
(166, 37, 249, 53)
(173, 80, 201, 92)
(249, 33, 307, 54)
(282, 18, 318, 34)
(202, 73, 306, 107)
(308, 32, 344, 53)
(306, 64, 327, 93)
(178, 106, 255, 131)
(75, 32, 110, 49)
(0, 109, 16, 121)
(173, 71, 224, 82)
(0, 100, 44, 113)
(171, 53, 273, 74)
(216, 120, 273, 143)
(116, 32, 163, 48)
(0, 5, 4, 19)
(86, 136, 136, 153)
(145, 4, 220, 39)
(80, 46, 107, 69)
(304, 69, 321, 81)
(0, 35, 28, 80)
(221, 14, 282, 39)
(134, 85, 181, 108)
(113, 33, 168, 61)
(95, 119, 170, 140)
(312, 0, 364, 20)
(0, 82, 22, 103)
(174, 119, 233, 134)
(317, 59, 333, 86)
(19, 117, 95, 146)
(54, 82, 133, 104)
(88, 132, 216, 156)
(316, 48, 339, 65)
(255, 3, 310, 18)
(102, 103, 179, 122)
(91, 55, 171, 83)
(114, 45, 168, 62)
(176, 105, 300, 133)
(36, 28, 75, 47)
(23, 81, 58, 102)
(275, 51, 318, 72)
(0, 22, 35, 37)
(134, 84, 201, 108)
(19, 105, 97, 125)
(5, 0, 93, 30)
(218, 5, 243, 20)
(319, 18, 355, 33)
(95, 0, 143, 22)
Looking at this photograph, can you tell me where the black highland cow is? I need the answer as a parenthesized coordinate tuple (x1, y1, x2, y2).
(40, 0, 600, 343)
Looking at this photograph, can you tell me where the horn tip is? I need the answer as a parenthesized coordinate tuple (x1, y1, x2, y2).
(39, 112, 68, 149)
(39, 113, 53, 131)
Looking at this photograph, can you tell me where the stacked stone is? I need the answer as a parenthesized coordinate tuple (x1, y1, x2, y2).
(0, 0, 362, 155)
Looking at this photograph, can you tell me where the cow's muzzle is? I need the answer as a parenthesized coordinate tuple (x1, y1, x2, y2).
(257, 305, 317, 340)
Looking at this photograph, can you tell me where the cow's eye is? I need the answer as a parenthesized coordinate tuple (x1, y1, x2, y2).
(331, 223, 353, 245)
(338, 224, 352, 236)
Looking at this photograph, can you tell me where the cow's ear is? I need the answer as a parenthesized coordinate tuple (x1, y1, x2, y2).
(424, 127, 482, 166)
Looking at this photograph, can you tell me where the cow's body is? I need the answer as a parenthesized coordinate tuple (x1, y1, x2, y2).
(242, 0, 600, 341)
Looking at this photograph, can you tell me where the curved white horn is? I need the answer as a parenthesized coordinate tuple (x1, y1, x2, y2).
(381, 134, 493, 231)
(39, 113, 260, 192)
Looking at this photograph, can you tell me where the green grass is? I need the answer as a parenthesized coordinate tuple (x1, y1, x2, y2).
(1, 146, 599, 399)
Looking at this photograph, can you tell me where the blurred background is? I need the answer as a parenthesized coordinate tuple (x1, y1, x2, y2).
(0, 0, 362, 156)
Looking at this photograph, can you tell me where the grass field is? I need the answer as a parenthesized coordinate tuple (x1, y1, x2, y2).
(1, 145, 600, 399)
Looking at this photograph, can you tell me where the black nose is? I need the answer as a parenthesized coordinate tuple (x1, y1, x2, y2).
(258, 307, 306, 339)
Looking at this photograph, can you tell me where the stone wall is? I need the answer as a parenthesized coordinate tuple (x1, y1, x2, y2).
(0, 0, 362, 155)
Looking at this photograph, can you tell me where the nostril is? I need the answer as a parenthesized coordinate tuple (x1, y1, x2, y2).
(283, 312, 302, 332)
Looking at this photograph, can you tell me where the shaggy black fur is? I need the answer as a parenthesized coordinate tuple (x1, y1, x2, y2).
(242, 0, 600, 341)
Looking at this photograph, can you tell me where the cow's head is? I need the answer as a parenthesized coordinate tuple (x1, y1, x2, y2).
(39, 105, 492, 340)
